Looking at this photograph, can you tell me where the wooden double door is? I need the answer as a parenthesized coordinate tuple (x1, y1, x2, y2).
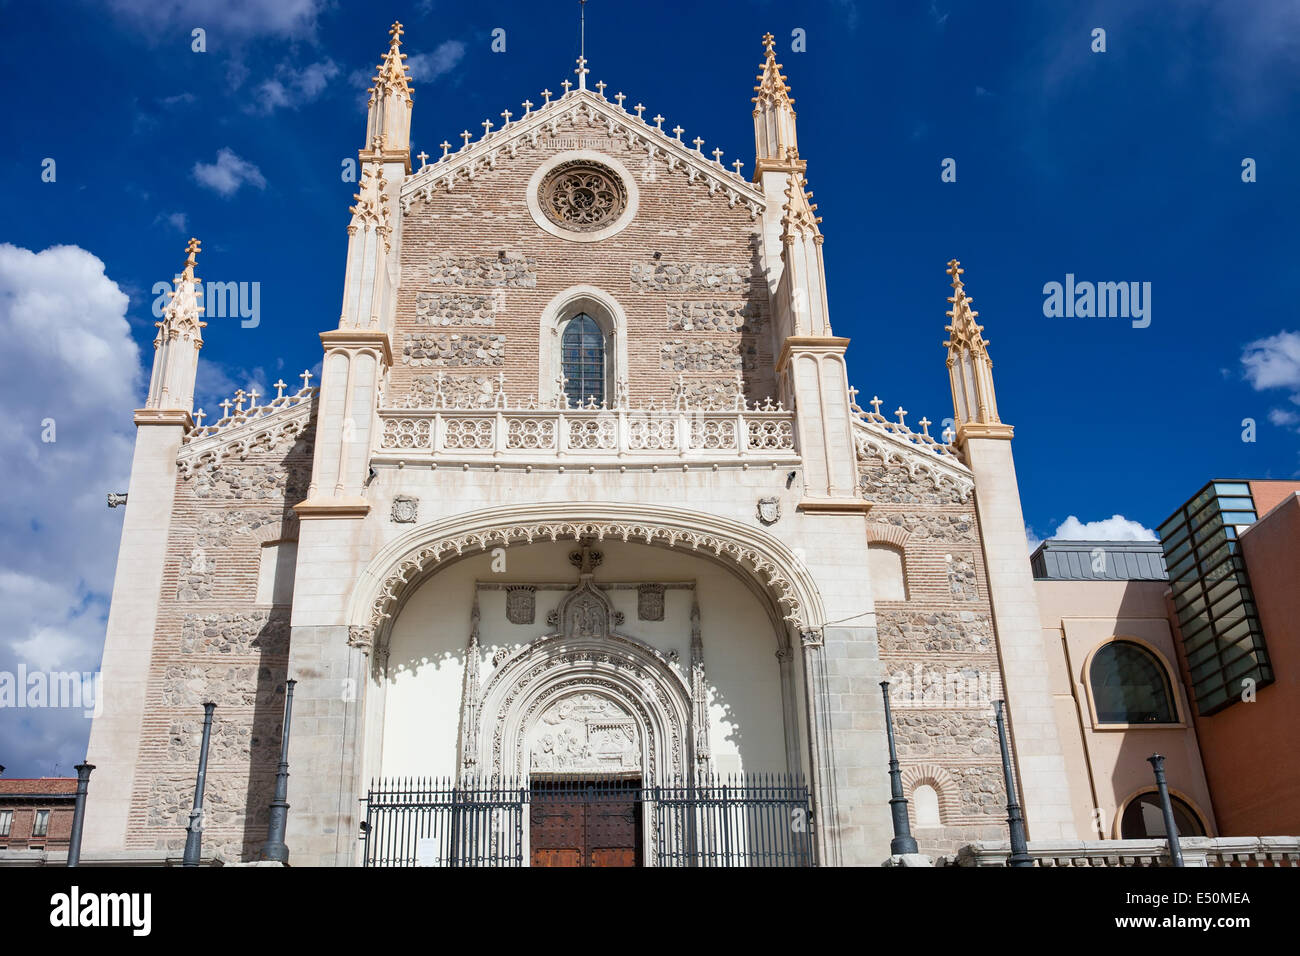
(529, 780, 643, 867)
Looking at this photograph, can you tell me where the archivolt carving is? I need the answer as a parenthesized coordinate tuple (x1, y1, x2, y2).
(359, 510, 820, 644)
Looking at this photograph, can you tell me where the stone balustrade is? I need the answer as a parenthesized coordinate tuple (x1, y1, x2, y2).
(946, 836, 1300, 867)
(376, 405, 798, 463)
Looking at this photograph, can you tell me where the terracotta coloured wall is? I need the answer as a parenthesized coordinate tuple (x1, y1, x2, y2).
(1182, 492, 1300, 835)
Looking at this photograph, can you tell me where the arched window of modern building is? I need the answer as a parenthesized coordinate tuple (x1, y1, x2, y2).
(561, 312, 606, 408)
(1089, 640, 1176, 723)
(867, 544, 907, 602)
(912, 784, 941, 828)
(1120, 792, 1206, 839)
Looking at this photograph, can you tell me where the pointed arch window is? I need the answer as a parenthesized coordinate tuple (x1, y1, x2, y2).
(561, 313, 606, 408)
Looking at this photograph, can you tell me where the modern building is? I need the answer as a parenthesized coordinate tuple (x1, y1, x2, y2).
(1028, 479, 1300, 851)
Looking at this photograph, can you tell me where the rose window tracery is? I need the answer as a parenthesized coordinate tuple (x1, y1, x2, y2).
(538, 161, 628, 232)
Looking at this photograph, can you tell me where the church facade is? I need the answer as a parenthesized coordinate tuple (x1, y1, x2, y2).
(83, 25, 1080, 866)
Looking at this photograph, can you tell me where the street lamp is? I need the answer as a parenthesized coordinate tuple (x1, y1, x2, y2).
(879, 681, 919, 856)
(993, 700, 1033, 867)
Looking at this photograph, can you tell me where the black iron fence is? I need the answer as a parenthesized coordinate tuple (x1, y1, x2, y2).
(360, 773, 815, 867)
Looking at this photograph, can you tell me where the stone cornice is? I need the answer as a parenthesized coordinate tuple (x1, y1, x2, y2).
(795, 499, 873, 515)
(320, 328, 394, 366)
(293, 497, 372, 519)
(134, 408, 192, 427)
(776, 335, 851, 372)
(400, 89, 765, 213)
(957, 422, 1015, 443)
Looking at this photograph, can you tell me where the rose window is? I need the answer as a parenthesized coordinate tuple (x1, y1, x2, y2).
(539, 162, 628, 232)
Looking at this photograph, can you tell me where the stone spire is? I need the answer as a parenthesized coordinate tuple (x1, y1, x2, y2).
(144, 237, 206, 415)
(752, 32, 804, 180)
(777, 167, 831, 337)
(943, 260, 1011, 441)
(361, 21, 414, 171)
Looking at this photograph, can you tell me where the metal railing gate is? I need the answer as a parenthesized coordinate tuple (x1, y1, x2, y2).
(360, 773, 815, 867)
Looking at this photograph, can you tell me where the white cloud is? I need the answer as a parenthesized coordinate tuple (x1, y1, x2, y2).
(193, 148, 266, 197)
(1242, 330, 1300, 432)
(251, 58, 340, 113)
(107, 0, 326, 40)
(1242, 330, 1300, 391)
(0, 244, 142, 774)
(1052, 514, 1158, 541)
(406, 40, 466, 83)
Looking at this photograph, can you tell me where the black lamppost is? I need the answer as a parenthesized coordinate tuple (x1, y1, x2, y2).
(879, 681, 919, 856)
(66, 763, 95, 867)
(993, 700, 1033, 867)
(1147, 754, 1184, 867)
(182, 702, 217, 867)
(261, 679, 297, 863)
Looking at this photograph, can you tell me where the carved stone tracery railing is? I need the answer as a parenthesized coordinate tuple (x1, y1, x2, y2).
(377, 405, 797, 460)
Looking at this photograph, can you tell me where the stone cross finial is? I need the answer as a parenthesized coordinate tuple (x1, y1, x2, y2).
(712, 148, 723, 163)
(541, 88, 552, 104)
(918, 417, 932, 436)
(460, 130, 472, 147)
(614, 92, 626, 107)
(672, 125, 684, 140)
(300, 369, 313, 389)
(946, 258, 965, 288)
(417, 150, 429, 169)
(762, 32, 776, 56)
(500, 109, 512, 124)
(194, 408, 206, 426)
(561, 79, 573, 94)
(234, 389, 246, 412)
(653, 114, 664, 130)
(219, 398, 233, 417)
(634, 103, 645, 118)
(848, 385, 859, 406)
(575, 56, 589, 87)
(869, 395, 883, 415)
(732, 159, 743, 175)
(595, 80, 607, 95)
(389, 21, 404, 44)
(248, 387, 260, 407)
(273, 379, 287, 399)
(440, 140, 451, 157)
(692, 136, 704, 151)
(521, 99, 533, 115)
(894, 406, 908, 427)
(481, 119, 493, 136)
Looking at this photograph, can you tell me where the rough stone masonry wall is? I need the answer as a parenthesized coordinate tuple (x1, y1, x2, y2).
(859, 454, 1009, 858)
(121, 427, 313, 863)
(393, 115, 776, 409)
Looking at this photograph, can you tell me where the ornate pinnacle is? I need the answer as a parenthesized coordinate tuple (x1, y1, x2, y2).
(182, 237, 201, 278)
(389, 21, 404, 46)
(762, 32, 776, 56)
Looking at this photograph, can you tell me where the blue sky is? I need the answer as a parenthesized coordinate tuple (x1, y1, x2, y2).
(1, 0, 1298, 774)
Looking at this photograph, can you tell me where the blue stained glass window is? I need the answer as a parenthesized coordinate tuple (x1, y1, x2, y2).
(561, 313, 605, 408)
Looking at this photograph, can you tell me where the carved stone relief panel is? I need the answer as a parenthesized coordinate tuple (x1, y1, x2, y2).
(527, 692, 641, 772)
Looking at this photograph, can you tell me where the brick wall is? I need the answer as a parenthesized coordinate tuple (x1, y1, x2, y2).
(394, 128, 776, 408)
(121, 429, 312, 862)
(859, 452, 1010, 857)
